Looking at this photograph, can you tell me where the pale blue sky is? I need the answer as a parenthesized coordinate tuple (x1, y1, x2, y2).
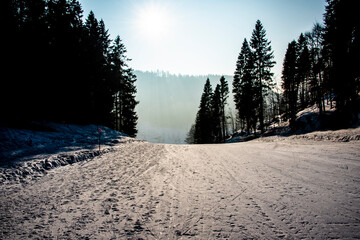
(78, 0, 326, 82)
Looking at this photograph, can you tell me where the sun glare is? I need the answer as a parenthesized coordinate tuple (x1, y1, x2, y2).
(136, 4, 172, 40)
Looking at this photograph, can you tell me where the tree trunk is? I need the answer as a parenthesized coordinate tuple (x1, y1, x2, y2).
(259, 74, 264, 134)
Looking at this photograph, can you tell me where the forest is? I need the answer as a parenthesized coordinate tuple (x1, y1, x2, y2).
(2, 0, 359, 143)
(188, 0, 359, 144)
(2, 0, 138, 137)
(135, 71, 236, 144)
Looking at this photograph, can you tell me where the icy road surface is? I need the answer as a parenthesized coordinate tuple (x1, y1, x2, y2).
(1, 140, 360, 239)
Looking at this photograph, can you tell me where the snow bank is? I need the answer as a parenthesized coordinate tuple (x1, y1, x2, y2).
(0, 148, 116, 184)
(288, 127, 360, 142)
(0, 122, 139, 184)
(228, 102, 360, 143)
(259, 127, 360, 143)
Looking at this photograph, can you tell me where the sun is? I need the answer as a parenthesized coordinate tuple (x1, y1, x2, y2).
(136, 4, 172, 40)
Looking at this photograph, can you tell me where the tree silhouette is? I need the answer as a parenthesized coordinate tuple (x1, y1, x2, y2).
(194, 78, 213, 144)
(219, 76, 229, 142)
(250, 20, 276, 134)
(233, 38, 258, 135)
(307, 23, 326, 114)
(279, 0, 360, 128)
(281, 41, 298, 128)
(212, 84, 222, 143)
(1, 0, 138, 134)
(296, 33, 312, 109)
(323, 0, 360, 123)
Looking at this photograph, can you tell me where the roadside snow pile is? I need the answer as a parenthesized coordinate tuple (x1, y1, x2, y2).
(0, 122, 138, 184)
(226, 131, 258, 143)
(288, 103, 360, 141)
(289, 127, 360, 142)
(229, 101, 360, 143)
(0, 148, 116, 184)
(293, 103, 336, 132)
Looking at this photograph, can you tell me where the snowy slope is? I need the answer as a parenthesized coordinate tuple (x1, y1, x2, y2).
(0, 122, 138, 183)
(228, 101, 360, 143)
(1, 137, 360, 239)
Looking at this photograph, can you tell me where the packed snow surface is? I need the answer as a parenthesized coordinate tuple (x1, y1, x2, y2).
(1, 133, 360, 239)
(0, 122, 132, 164)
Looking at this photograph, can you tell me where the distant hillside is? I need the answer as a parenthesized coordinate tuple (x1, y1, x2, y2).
(134, 70, 234, 144)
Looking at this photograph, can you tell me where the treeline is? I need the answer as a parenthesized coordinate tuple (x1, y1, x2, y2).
(2, 0, 138, 137)
(187, 20, 277, 143)
(282, 0, 360, 129)
(186, 77, 229, 144)
(188, 0, 360, 143)
(232, 20, 276, 136)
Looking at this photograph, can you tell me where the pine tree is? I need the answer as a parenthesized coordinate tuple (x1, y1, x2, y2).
(219, 76, 229, 142)
(83, 11, 116, 125)
(306, 23, 325, 114)
(110, 35, 138, 137)
(109, 35, 127, 131)
(194, 78, 213, 144)
(17, 0, 49, 120)
(233, 39, 249, 131)
(323, 0, 360, 123)
(296, 33, 311, 109)
(2, 0, 138, 132)
(211, 84, 222, 143)
(250, 20, 276, 134)
(120, 70, 139, 137)
(233, 38, 257, 135)
(282, 41, 298, 128)
(185, 124, 196, 144)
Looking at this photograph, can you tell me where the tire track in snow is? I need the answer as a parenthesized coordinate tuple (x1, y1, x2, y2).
(1, 140, 360, 239)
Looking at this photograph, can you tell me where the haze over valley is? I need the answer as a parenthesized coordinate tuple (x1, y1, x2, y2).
(135, 71, 235, 143)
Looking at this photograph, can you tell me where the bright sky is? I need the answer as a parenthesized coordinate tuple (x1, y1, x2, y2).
(79, 0, 326, 82)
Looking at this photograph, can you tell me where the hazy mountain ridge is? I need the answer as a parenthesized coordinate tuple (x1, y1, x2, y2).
(135, 70, 234, 143)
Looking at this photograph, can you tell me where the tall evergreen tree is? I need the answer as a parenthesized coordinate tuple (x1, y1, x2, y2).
(296, 33, 312, 109)
(194, 78, 213, 144)
(233, 38, 257, 135)
(185, 124, 196, 144)
(110, 35, 138, 137)
(82, 11, 119, 126)
(2, 0, 138, 134)
(306, 23, 326, 114)
(250, 20, 276, 134)
(323, 0, 360, 122)
(282, 41, 298, 128)
(120, 70, 139, 137)
(233, 38, 250, 130)
(219, 76, 229, 141)
(211, 84, 222, 143)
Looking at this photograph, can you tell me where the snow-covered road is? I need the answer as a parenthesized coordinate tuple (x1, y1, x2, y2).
(1, 139, 360, 239)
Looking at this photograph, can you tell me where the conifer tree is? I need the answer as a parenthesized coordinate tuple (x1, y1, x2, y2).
(84, 11, 114, 125)
(110, 35, 138, 137)
(194, 79, 213, 144)
(281, 41, 298, 128)
(323, 0, 360, 122)
(120, 70, 139, 137)
(250, 20, 276, 134)
(306, 23, 325, 114)
(211, 84, 222, 143)
(2, 0, 139, 133)
(233, 38, 257, 135)
(296, 33, 311, 109)
(233, 39, 249, 130)
(110, 35, 127, 132)
(185, 124, 196, 144)
(219, 76, 229, 142)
